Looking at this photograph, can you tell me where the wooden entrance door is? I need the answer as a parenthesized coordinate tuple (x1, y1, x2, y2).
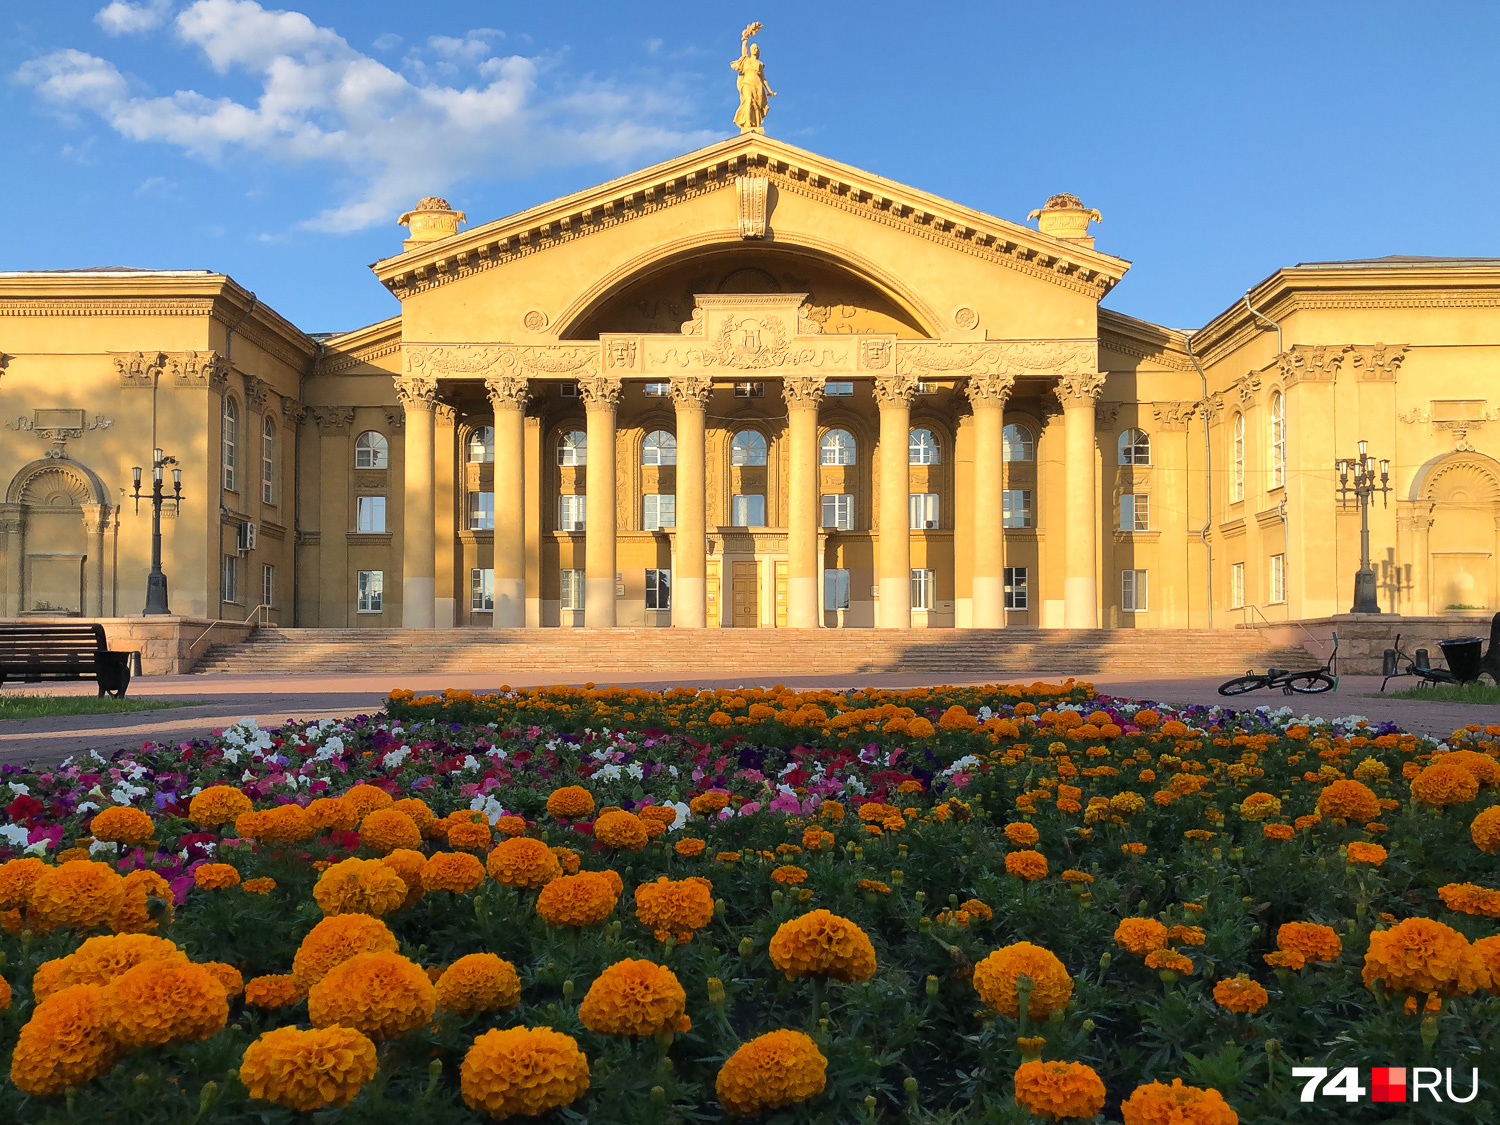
(731, 561, 759, 627)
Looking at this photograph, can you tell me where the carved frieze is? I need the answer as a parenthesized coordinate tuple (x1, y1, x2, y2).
(1150, 401, 1197, 431)
(605, 339, 638, 370)
(1275, 344, 1345, 386)
(311, 407, 356, 434)
(5, 409, 112, 458)
(380, 406, 404, 430)
(170, 350, 230, 391)
(243, 374, 270, 411)
(647, 318, 852, 372)
(112, 350, 168, 388)
(1349, 343, 1408, 381)
(858, 338, 893, 371)
(406, 343, 599, 381)
(896, 339, 1096, 379)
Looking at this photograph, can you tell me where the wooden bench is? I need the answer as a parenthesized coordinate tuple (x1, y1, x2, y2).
(0, 623, 133, 697)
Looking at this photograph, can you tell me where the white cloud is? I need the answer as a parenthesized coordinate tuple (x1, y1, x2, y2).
(96, 0, 172, 36)
(21, 0, 715, 232)
(371, 32, 402, 51)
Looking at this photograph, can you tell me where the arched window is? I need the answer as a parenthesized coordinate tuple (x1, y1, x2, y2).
(731, 430, 768, 466)
(468, 425, 494, 463)
(820, 428, 856, 466)
(221, 397, 239, 490)
(1270, 393, 1286, 489)
(1002, 423, 1035, 462)
(557, 430, 587, 466)
(355, 431, 389, 469)
(261, 416, 276, 504)
(642, 430, 677, 466)
(1118, 428, 1151, 466)
(909, 428, 940, 465)
(1232, 413, 1246, 501)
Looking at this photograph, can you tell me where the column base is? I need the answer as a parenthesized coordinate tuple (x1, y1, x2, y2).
(1063, 576, 1098, 628)
(493, 578, 525, 628)
(878, 575, 910, 628)
(786, 574, 818, 628)
(585, 575, 617, 627)
(673, 586, 706, 628)
(971, 576, 1004, 628)
(402, 577, 435, 629)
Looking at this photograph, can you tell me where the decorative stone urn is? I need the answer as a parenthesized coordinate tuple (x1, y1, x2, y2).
(1027, 193, 1102, 249)
(398, 197, 467, 252)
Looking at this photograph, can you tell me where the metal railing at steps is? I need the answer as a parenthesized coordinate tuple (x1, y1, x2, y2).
(1237, 602, 1331, 657)
(190, 604, 275, 652)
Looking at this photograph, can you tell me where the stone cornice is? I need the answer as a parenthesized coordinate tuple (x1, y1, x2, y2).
(1098, 308, 1191, 371)
(317, 315, 405, 375)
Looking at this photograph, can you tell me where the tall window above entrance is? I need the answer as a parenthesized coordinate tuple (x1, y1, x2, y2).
(820, 429, 856, 465)
(468, 426, 494, 463)
(355, 431, 388, 469)
(643, 430, 677, 465)
(731, 431, 768, 466)
(909, 428, 940, 465)
(558, 430, 587, 466)
(1002, 424, 1035, 462)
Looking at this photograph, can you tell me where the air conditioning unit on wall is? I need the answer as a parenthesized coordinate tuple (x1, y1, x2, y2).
(237, 522, 257, 553)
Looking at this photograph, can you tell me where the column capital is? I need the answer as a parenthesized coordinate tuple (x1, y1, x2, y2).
(669, 375, 714, 409)
(484, 375, 531, 412)
(578, 374, 623, 410)
(872, 374, 919, 408)
(781, 375, 825, 410)
(963, 373, 1015, 408)
(1055, 372, 1106, 407)
(311, 406, 356, 434)
(394, 375, 439, 413)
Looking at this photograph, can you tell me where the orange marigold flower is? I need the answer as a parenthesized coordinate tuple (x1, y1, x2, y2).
(112, 868, 174, 934)
(26, 860, 126, 934)
(1363, 916, 1490, 997)
(237, 803, 315, 844)
(639, 805, 678, 827)
(1160, 720, 1190, 737)
(690, 790, 731, 817)
(1213, 974, 1269, 1014)
(972, 942, 1072, 1018)
(1062, 869, 1095, 884)
(769, 910, 877, 982)
(772, 864, 809, 885)
(242, 876, 276, 894)
(306, 796, 359, 833)
(821, 799, 846, 822)
(446, 817, 493, 852)
(1346, 842, 1388, 866)
(9, 985, 122, 1096)
(1471, 805, 1500, 853)
(1316, 779, 1381, 822)
(0, 975, 9, 1011)
(675, 838, 706, 857)
(436, 953, 521, 1016)
(1412, 763, 1480, 809)
(194, 862, 241, 890)
(461, 1026, 591, 1118)
(715, 851, 742, 863)
(421, 851, 486, 894)
(635, 875, 714, 943)
(245, 974, 304, 1008)
(1167, 925, 1206, 946)
(1473, 934, 1500, 984)
(392, 797, 437, 836)
(495, 815, 529, 838)
(308, 951, 436, 1039)
(201, 961, 244, 998)
(1277, 922, 1342, 964)
(188, 785, 252, 828)
(1237, 792, 1281, 821)
(962, 898, 993, 922)
(1439, 749, 1500, 786)
(341, 784, 394, 821)
(1134, 709, 1160, 727)
(1121, 842, 1148, 856)
(1114, 917, 1168, 955)
(1004, 821, 1040, 846)
(716, 1029, 827, 1116)
(37, 933, 183, 998)
(594, 809, 650, 851)
(291, 914, 399, 992)
(0, 856, 50, 910)
(551, 846, 582, 874)
(486, 836, 563, 889)
(535, 871, 620, 927)
(547, 786, 596, 819)
(857, 879, 891, 895)
(240, 1025, 378, 1112)
(313, 857, 408, 916)
(1005, 850, 1049, 881)
(1121, 1078, 1238, 1125)
(88, 805, 155, 845)
(1438, 882, 1500, 918)
(1013, 1059, 1107, 1121)
(359, 808, 422, 855)
(100, 959, 229, 1048)
(1145, 948, 1194, 975)
(579, 958, 689, 1037)
(1263, 823, 1295, 841)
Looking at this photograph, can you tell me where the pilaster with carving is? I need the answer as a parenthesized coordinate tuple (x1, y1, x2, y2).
(281, 399, 307, 425)
(781, 375, 825, 411)
(1275, 345, 1345, 387)
(171, 350, 230, 391)
(112, 351, 168, 388)
(1054, 372, 1106, 407)
(668, 375, 715, 409)
(394, 375, 439, 414)
(578, 375, 623, 411)
(311, 407, 356, 435)
(872, 374, 920, 408)
(380, 406, 404, 430)
(485, 375, 532, 413)
(1150, 401, 1197, 432)
(243, 374, 270, 412)
(1349, 344, 1408, 382)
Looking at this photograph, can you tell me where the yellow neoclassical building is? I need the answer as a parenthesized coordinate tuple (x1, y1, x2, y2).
(3, 130, 1499, 638)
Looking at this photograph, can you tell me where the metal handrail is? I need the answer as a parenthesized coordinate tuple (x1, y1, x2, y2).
(1238, 602, 1330, 656)
(189, 604, 274, 650)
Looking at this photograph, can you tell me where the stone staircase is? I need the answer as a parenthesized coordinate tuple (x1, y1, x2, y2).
(193, 627, 1313, 680)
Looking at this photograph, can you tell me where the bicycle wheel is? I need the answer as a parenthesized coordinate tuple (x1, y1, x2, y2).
(1286, 672, 1335, 694)
(1218, 675, 1264, 697)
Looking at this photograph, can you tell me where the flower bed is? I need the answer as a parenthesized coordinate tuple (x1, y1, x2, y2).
(0, 683, 1497, 1123)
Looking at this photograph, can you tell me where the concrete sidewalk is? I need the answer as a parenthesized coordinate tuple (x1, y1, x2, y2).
(1, 670, 1491, 766)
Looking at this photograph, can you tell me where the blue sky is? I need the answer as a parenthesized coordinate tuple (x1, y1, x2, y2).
(5, 2, 1499, 334)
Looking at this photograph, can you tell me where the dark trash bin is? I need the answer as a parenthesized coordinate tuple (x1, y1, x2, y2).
(1438, 637, 1485, 684)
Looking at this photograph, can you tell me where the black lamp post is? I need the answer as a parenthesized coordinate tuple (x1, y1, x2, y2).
(131, 448, 183, 615)
(1336, 439, 1391, 614)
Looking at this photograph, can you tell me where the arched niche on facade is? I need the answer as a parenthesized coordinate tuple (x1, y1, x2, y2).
(1410, 451, 1500, 612)
(3, 457, 113, 616)
(558, 241, 937, 340)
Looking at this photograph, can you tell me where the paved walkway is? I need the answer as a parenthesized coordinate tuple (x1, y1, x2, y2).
(1, 670, 1491, 767)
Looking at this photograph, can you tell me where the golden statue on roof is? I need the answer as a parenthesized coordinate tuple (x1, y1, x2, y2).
(732, 22, 776, 134)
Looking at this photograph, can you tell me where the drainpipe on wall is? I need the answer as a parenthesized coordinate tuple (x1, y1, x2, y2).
(1183, 329, 1214, 629)
(1242, 290, 1288, 619)
(216, 291, 257, 621)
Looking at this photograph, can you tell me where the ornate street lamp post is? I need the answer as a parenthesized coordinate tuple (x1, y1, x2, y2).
(131, 448, 183, 615)
(1335, 439, 1391, 614)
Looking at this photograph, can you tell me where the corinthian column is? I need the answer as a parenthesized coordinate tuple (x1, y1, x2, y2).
(1057, 372, 1106, 628)
(395, 375, 438, 628)
(875, 375, 919, 628)
(580, 375, 622, 627)
(782, 376, 825, 628)
(965, 374, 1014, 628)
(670, 376, 713, 628)
(486, 374, 530, 627)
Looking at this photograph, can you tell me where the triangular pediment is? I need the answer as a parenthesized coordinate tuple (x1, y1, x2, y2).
(372, 133, 1130, 304)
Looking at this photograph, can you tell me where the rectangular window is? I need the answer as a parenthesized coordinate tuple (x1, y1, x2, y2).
(560, 568, 585, 611)
(262, 429, 275, 504)
(733, 382, 765, 398)
(824, 568, 850, 610)
(467, 492, 495, 531)
(911, 568, 936, 610)
(356, 495, 387, 533)
(646, 568, 671, 609)
(559, 382, 579, 398)
(220, 554, 238, 604)
(731, 494, 766, 526)
(261, 564, 275, 609)
(1002, 489, 1033, 528)
(471, 568, 494, 611)
(909, 492, 940, 529)
(1120, 493, 1149, 531)
(821, 493, 853, 530)
(915, 382, 937, 394)
(1004, 566, 1028, 610)
(643, 382, 671, 397)
(1270, 553, 1287, 604)
(558, 494, 586, 531)
(1122, 569, 1148, 613)
(357, 570, 383, 613)
(824, 381, 854, 396)
(1231, 561, 1245, 608)
(643, 494, 676, 531)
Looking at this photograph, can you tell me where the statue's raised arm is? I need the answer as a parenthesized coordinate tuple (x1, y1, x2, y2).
(731, 22, 775, 134)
